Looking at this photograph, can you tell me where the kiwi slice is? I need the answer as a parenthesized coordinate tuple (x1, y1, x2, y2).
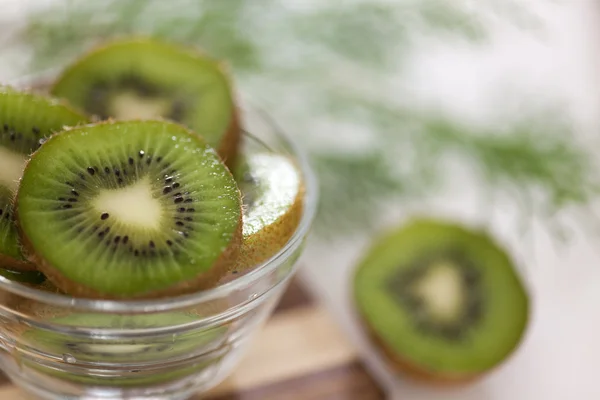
(51, 37, 240, 165)
(21, 312, 227, 386)
(353, 218, 529, 383)
(0, 86, 88, 271)
(16, 120, 242, 299)
(219, 153, 304, 283)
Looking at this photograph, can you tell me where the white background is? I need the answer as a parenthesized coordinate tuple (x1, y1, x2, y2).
(300, 2, 600, 399)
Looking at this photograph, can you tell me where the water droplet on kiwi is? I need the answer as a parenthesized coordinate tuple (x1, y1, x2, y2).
(63, 353, 77, 363)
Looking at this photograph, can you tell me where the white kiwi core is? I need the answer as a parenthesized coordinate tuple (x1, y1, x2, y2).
(413, 262, 465, 322)
(0, 147, 27, 193)
(92, 177, 163, 230)
(109, 92, 171, 120)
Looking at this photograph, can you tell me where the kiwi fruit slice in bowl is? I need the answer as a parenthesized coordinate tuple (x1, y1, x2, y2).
(217, 152, 304, 284)
(353, 218, 529, 383)
(0, 86, 89, 271)
(50, 37, 240, 165)
(15, 119, 242, 299)
(18, 312, 228, 387)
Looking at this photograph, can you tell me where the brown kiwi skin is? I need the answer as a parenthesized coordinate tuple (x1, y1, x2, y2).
(50, 36, 242, 168)
(238, 182, 305, 268)
(14, 119, 243, 300)
(218, 107, 241, 170)
(0, 254, 37, 272)
(218, 159, 305, 285)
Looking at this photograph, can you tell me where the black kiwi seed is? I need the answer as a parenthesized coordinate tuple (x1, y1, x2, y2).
(163, 187, 173, 195)
(129, 157, 134, 165)
(101, 213, 109, 220)
(87, 167, 95, 175)
(139, 150, 145, 158)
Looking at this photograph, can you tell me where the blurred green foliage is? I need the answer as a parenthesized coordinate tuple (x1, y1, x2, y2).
(17, 0, 599, 238)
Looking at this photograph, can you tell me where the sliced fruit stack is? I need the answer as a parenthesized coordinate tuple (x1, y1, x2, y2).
(0, 37, 305, 299)
(353, 218, 530, 383)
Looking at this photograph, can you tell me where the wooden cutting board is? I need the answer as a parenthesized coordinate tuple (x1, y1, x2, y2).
(0, 278, 384, 399)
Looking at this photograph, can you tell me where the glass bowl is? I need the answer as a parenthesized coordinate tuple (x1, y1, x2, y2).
(0, 78, 318, 399)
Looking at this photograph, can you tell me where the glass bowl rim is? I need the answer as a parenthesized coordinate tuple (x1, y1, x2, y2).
(0, 70, 319, 313)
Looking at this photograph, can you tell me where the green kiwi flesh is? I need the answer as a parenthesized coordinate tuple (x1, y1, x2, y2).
(220, 153, 304, 283)
(51, 38, 240, 164)
(0, 86, 89, 270)
(21, 312, 227, 386)
(16, 120, 242, 299)
(353, 218, 529, 381)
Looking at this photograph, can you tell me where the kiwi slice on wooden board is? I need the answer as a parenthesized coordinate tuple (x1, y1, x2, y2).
(0, 86, 89, 271)
(218, 153, 304, 284)
(50, 37, 240, 166)
(353, 218, 529, 384)
(20, 312, 227, 387)
(15, 120, 242, 299)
